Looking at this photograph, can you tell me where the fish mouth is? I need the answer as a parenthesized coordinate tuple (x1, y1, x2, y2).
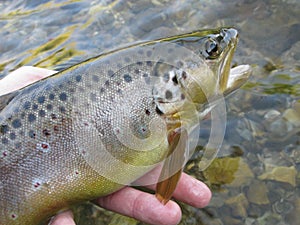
(225, 64, 252, 95)
(216, 28, 239, 93)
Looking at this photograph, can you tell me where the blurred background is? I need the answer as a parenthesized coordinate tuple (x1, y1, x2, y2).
(0, 0, 299, 224)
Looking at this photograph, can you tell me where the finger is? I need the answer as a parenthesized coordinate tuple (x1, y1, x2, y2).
(172, 173, 211, 208)
(135, 168, 211, 208)
(49, 210, 75, 225)
(0, 66, 57, 95)
(95, 187, 181, 225)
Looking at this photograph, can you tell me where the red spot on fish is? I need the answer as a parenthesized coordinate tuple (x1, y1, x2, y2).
(11, 214, 16, 219)
(53, 125, 59, 132)
(2, 151, 7, 157)
(34, 182, 40, 188)
(75, 171, 79, 175)
(41, 143, 48, 149)
(43, 129, 51, 136)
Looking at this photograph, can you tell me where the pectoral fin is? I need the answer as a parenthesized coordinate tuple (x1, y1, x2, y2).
(156, 128, 188, 205)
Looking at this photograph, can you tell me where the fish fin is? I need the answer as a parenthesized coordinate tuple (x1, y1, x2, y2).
(0, 91, 19, 112)
(156, 128, 188, 205)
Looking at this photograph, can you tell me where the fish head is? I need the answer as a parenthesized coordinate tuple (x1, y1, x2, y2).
(173, 28, 251, 108)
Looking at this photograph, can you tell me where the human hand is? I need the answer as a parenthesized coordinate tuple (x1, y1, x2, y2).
(1, 66, 212, 225)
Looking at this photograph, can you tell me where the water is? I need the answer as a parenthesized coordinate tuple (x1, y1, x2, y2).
(0, 0, 299, 224)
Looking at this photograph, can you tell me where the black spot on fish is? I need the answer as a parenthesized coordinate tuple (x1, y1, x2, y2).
(29, 130, 36, 139)
(146, 61, 153, 67)
(172, 76, 178, 85)
(59, 93, 67, 101)
(165, 90, 173, 100)
(181, 93, 185, 100)
(23, 101, 31, 110)
(136, 61, 143, 66)
(9, 132, 16, 140)
(39, 109, 46, 117)
(46, 104, 53, 110)
(12, 119, 21, 128)
(28, 113, 36, 123)
(32, 104, 38, 111)
(76, 75, 82, 82)
(107, 70, 114, 77)
(124, 74, 132, 83)
(37, 96, 45, 104)
(134, 69, 140, 74)
(49, 93, 55, 100)
(145, 109, 151, 116)
(100, 87, 105, 93)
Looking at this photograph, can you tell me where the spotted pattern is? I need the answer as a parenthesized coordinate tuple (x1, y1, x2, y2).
(37, 96, 45, 104)
(75, 75, 82, 82)
(11, 119, 21, 129)
(28, 113, 36, 123)
(123, 74, 132, 83)
(0, 40, 195, 224)
(59, 93, 67, 101)
(165, 90, 173, 100)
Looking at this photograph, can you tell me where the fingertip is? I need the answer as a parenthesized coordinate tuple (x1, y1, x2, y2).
(48, 210, 75, 225)
(133, 194, 182, 225)
(174, 173, 212, 208)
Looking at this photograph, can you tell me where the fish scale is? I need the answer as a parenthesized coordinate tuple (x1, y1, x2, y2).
(0, 28, 251, 224)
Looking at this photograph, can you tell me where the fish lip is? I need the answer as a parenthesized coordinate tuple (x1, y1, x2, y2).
(217, 28, 239, 93)
(224, 64, 252, 95)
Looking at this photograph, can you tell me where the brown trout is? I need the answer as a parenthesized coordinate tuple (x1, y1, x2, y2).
(0, 28, 251, 225)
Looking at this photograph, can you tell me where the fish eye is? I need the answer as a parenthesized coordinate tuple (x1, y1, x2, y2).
(205, 39, 220, 59)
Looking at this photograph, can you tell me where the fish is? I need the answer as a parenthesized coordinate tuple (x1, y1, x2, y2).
(0, 28, 251, 225)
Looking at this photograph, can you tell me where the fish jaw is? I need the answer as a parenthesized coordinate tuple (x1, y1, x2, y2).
(225, 64, 252, 95)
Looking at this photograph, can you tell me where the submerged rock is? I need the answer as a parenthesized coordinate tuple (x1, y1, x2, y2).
(225, 193, 249, 218)
(247, 180, 270, 205)
(203, 157, 254, 187)
(258, 166, 297, 187)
